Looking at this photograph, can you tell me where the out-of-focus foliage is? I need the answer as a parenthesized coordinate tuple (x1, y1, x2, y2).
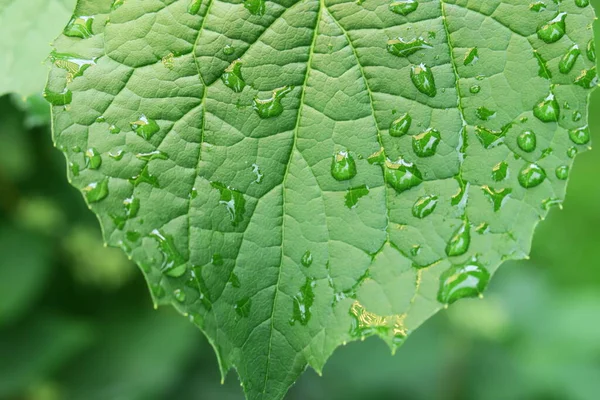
(0, 1, 600, 399)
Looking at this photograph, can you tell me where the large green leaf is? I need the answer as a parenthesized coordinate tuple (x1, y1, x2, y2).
(0, 0, 77, 97)
(46, 0, 597, 399)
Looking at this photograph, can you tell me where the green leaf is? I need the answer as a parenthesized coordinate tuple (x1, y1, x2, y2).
(0, 0, 77, 97)
(46, 1, 597, 399)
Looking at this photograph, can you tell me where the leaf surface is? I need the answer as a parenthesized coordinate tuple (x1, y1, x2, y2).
(47, 1, 597, 399)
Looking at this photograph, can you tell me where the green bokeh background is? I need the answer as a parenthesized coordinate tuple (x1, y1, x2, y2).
(1, 2, 600, 400)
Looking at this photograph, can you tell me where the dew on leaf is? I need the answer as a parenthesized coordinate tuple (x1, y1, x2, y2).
(412, 194, 438, 219)
(555, 165, 569, 180)
(290, 278, 316, 326)
(188, 0, 202, 14)
(244, 0, 266, 16)
(533, 51, 552, 79)
(536, 12, 566, 44)
(574, 67, 598, 89)
(111, 0, 125, 10)
(345, 185, 370, 209)
(43, 88, 72, 106)
(476, 107, 496, 121)
(221, 59, 246, 93)
(386, 37, 432, 57)
(251, 163, 264, 184)
(384, 158, 423, 193)
(109, 125, 121, 134)
(569, 126, 590, 144)
(470, 85, 481, 94)
(84, 148, 102, 169)
(223, 44, 235, 55)
(529, 2, 546, 12)
(559, 45, 581, 74)
(475, 126, 505, 149)
(542, 197, 563, 210)
(174, 289, 186, 303)
(572, 111, 583, 122)
(445, 220, 470, 257)
(235, 297, 252, 317)
(482, 186, 512, 212)
(517, 130, 537, 153)
(230, 272, 241, 288)
(518, 163, 546, 188)
(331, 150, 357, 181)
(410, 64, 437, 97)
(49, 51, 97, 81)
(211, 253, 224, 266)
(412, 128, 441, 157)
(136, 150, 168, 161)
(587, 39, 596, 62)
(83, 178, 109, 203)
(211, 182, 246, 226)
(150, 229, 187, 276)
(70, 162, 80, 177)
(389, 113, 411, 137)
(492, 161, 508, 181)
(130, 114, 160, 140)
(388, 0, 418, 15)
(463, 48, 479, 66)
(301, 251, 313, 268)
(64, 15, 95, 39)
(252, 86, 293, 119)
(533, 93, 560, 122)
(575, 0, 590, 7)
(130, 165, 159, 188)
(437, 260, 490, 304)
(109, 149, 125, 160)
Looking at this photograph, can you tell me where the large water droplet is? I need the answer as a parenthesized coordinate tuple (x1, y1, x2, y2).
(345, 185, 369, 209)
(252, 86, 293, 119)
(130, 114, 160, 140)
(412, 194, 438, 218)
(43, 88, 72, 106)
(445, 220, 470, 257)
(49, 51, 97, 81)
(412, 128, 441, 157)
(475, 126, 505, 149)
(83, 178, 109, 203)
(518, 163, 546, 188)
(437, 260, 490, 304)
(211, 182, 246, 226)
(559, 44, 581, 74)
(482, 186, 512, 212)
(569, 126, 590, 145)
(289, 278, 316, 326)
(517, 130, 537, 152)
(410, 63, 437, 97)
(389, 113, 411, 137)
(64, 15, 95, 39)
(384, 158, 423, 193)
(533, 93, 560, 122)
(221, 59, 246, 93)
(386, 37, 432, 57)
(575, 0, 590, 7)
(574, 67, 598, 89)
(536, 12, 566, 44)
(388, 0, 418, 15)
(555, 165, 569, 180)
(331, 150, 357, 181)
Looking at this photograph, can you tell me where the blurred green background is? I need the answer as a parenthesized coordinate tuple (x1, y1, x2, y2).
(1, 2, 600, 400)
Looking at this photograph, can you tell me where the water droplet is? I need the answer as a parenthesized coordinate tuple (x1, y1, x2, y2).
(211, 253, 224, 266)
(84, 148, 102, 169)
(130, 114, 160, 140)
(475, 126, 505, 149)
(388, 0, 418, 15)
(211, 182, 246, 226)
(221, 59, 246, 93)
(96, 116, 106, 123)
(188, 0, 202, 14)
(410, 63, 437, 97)
(575, 0, 590, 7)
(150, 229, 187, 276)
(384, 158, 423, 193)
(559, 44, 581, 74)
(43, 88, 72, 106)
(410, 245, 421, 256)
(289, 278, 316, 325)
(49, 51, 97, 81)
(229, 272, 241, 288)
(136, 150, 168, 161)
(476, 107, 496, 121)
(536, 12, 566, 44)
(130, 165, 159, 188)
(386, 37, 432, 57)
(252, 86, 294, 119)
(345, 185, 369, 209)
(412, 194, 438, 219)
(518, 163, 546, 188)
(574, 67, 598, 89)
(389, 113, 411, 137)
(331, 150, 357, 181)
(572, 111, 583, 122)
(517, 130, 537, 152)
(482, 186, 512, 212)
(533, 93, 559, 122)
(555, 165, 569, 180)
(235, 297, 252, 317)
(412, 128, 441, 157)
(126, 231, 140, 242)
(109, 125, 121, 134)
(64, 15, 95, 39)
(445, 220, 470, 257)
(223, 44, 235, 55)
(437, 260, 490, 304)
(109, 150, 125, 160)
(70, 162, 80, 177)
(587, 39, 596, 62)
(470, 85, 481, 94)
(492, 161, 508, 181)
(529, 2, 546, 12)
(83, 178, 109, 203)
(251, 163, 264, 184)
(174, 289, 187, 303)
(301, 251, 313, 268)
(569, 126, 590, 145)
(567, 146, 578, 158)
(533, 51, 552, 79)
(244, 0, 266, 16)
(542, 197, 563, 210)
(463, 48, 479, 66)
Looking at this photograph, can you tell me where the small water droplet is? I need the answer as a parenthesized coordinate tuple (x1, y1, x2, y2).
(529, 1, 546, 12)
(252, 86, 293, 119)
(211, 182, 246, 226)
(289, 278, 316, 325)
(109, 125, 121, 134)
(345, 185, 369, 209)
(536, 12, 566, 44)
(517, 130, 537, 152)
(569, 126, 590, 145)
(533, 93, 560, 122)
(475, 126, 505, 149)
(331, 150, 357, 181)
(388, 0, 418, 15)
(437, 260, 490, 304)
(572, 111, 583, 122)
(301, 251, 313, 268)
(136, 150, 168, 161)
(410, 63, 437, 97)
(174, 289, 187, 303)
(587, 39, 596, 62)
(469, 85, 481, 94)
(475, 107, 496, 121)
(223, 44, 235, 55)
(389, 113, 411, 137)
(412, 128, 441, 157)
(70, 162, 80, 177)
(463, 48, 479, 66)
(244, 0, 266, 16)
(221, 59, 246, 93)
(574, 67, 598, 89)
(555, 165, 569, 180)
(211, 253, 224, 266)
(150, 229, 187, 276)
(559, 44, 581, 74)
(188, 0, 202, 14)
(492, 161, 508, 181)
(412, 194, 438, 218)
(83, 178, 109, 203)
(130, 165, 159, 188)
(64, 15, 95, 39)
(445, 220, 470, 257)
(567, 146, 578, 158)
(518, 163, 546, 188)
(386, 37, 432, 57)
(130, 114, 160, 139)
(384, 158, 423, 193)
(43, 88, 72, 106)
(482, 186, 512, 212)
(533, 51, 552, 79)
(542, 197, 563, 210)
(84, 148, 102, 169)
(235, 297, 252, 317)
(251, 163, 264, 184)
